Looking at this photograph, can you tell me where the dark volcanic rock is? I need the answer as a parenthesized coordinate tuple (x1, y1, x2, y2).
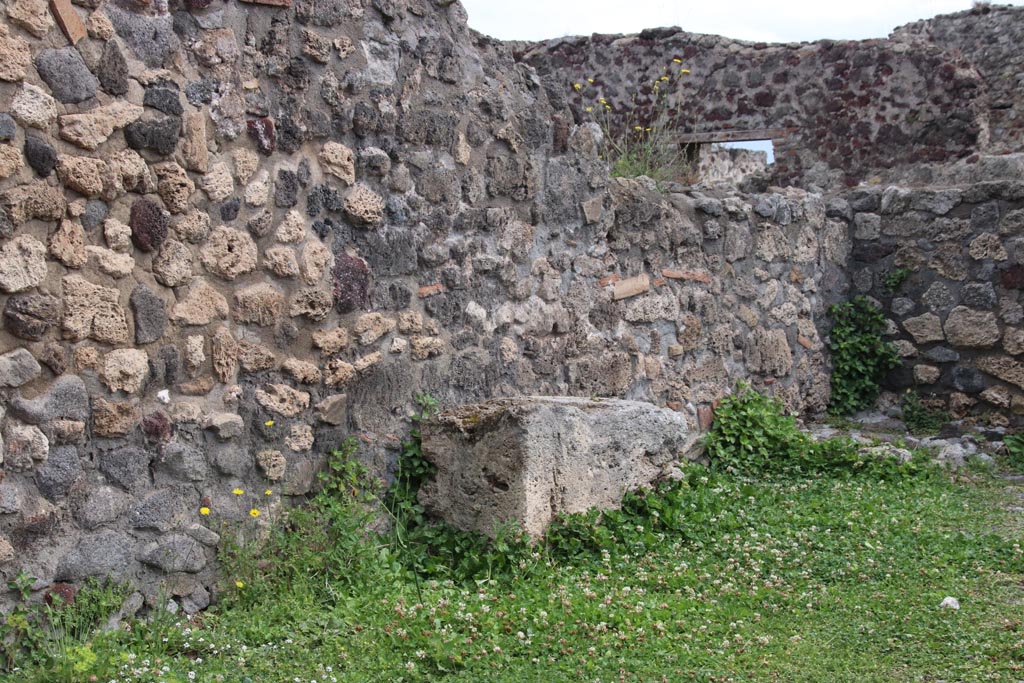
(24, 136, 57, 178)
(247, 117, 276, 155)
(96, 41, 129, 96)
(332, 252, 371, 314)
(124, 117, 181, 156)
(130, 284, 168, 344)
(0, 114, 15, 141)
(3, 293, 61, 340)
(35, 48, 98, 104)
(130, 198, 170, 252)
(144, 86, 184, 116)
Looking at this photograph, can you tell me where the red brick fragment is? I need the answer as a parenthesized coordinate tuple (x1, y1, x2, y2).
(50, 0, 87, 44)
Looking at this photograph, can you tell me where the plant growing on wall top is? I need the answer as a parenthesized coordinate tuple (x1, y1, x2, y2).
(827, 296, 901, 416)
(573, 59, 695, 186)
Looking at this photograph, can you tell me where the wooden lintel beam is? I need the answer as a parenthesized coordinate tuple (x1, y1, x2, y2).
(675, 128, 794, 144)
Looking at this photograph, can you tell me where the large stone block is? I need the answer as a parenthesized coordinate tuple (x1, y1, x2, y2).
(418, 397, 700, 539)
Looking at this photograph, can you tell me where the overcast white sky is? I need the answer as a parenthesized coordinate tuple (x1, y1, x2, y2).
(460, 0, 1024, 43)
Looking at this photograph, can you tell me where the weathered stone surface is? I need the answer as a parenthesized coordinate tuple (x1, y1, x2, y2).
(100, 349, 150, 394)
(49, 219, 87, 268)
(247, 117, 275, 155)
(37, 446, 82, 501)
(72, 486, 130, 529)
(153, 240, 194, 287)
(128, 285, 165, 344)
(902, 313, 945, 344)
(181, 111, 209, 173)
(11, 84, 57, 130)
(254, 384, 310, 417)
(93, 399, 139, 438)
(205, 412, 243, 440)
(124, 117, 181, 156)
(286, 424, 314, 452)
(35, 48, 97, 103)
(0, 145, 21, 179)
(62, 275, 130, 344)
(55, 530, 133, 581)
(332, 252, 370, 313)
(0, 349, 42, 388)
(237, 341, 276, 372)
(968, 233, 1007, 261)
(282, 358, 321, 383)
(275, 210, 306, 243)
(3, 423, 49, 472)
(140, 534, 206, 573)
(264, 245, 300, 278)
(0, 115, 15, 142)
(234, 283, 283, 326)
(319, 142, 355, 185)
(9, 375, 89, 423)
(105, 4, 180, 68)
(85, 246, 134, 278)
(295, 246, 328, 288)
(154, 163, 195, 214)
(944, 306, 1001, 348)
(130, 487, 189, 531)
(130, 198, 171, 253)
(200, 162, 233, 202)
(25, 136, 57, 177)
(325, 359, 355, 387)
(96, 40, 128, 96)
(344, 184, 386, 227)
(171, 279, 228, 325)
(58, 102, 144, 151)
(976, 356, 1024, 390)
(155, 442, 207, 482)
(0, 235, 47, 293)
(2, 182, 66, 224)
(200, 227, 257, 280)
(420, 397, 700, 538)
(289, 288, 332, 321)
(256, 449, 286, 481)
(316, 394, 348, 425)
(0, 31, 31, 82)
(56, 156, 107, 198)
(5, 294, 60, 345)
(745, 329, 793, 376)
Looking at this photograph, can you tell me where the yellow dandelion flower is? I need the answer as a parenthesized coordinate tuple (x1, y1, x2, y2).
(265, 489, 272, 496)
(232, 488, 244, 496)
(264, 420, 274, 427)
(681, 69, 691, 74)
(199, 507, 210, 516)
(573, 83, 582, 91)
(585, 106, 593, 112)
(634, 125, 643, 131)
(599, 97, 607, 104)
(604, 104, 611, 110)
(587, 78, 594, 84)
(249, 508, 260, 518)
(659, 76, 669, 82)
(673, 58, 682, 64)
(235, 580, 245, 589)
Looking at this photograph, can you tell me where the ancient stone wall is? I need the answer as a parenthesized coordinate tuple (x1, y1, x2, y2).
(840, 168, 1024, 425)
(517, 10, 1022, 189)
(0, 0, 844, 609)
(892, 4, 1024, 156)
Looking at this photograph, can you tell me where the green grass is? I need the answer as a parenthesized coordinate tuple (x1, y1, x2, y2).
(6, 461, 1023, 683)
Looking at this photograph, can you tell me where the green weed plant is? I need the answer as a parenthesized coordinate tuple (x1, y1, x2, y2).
(827, 296, 901, 416)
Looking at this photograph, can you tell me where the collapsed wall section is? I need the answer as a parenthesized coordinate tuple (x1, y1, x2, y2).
(0, 0, 843, 608)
